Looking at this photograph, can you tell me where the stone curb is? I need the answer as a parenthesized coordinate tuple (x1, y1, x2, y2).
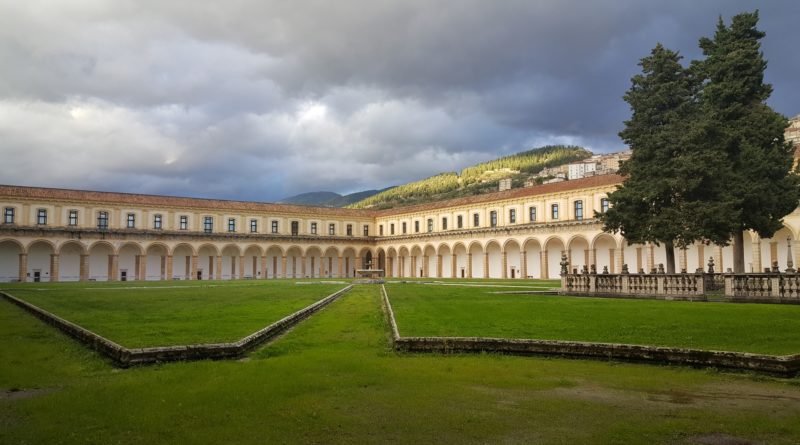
(1, 284, 353, 367)
(380, 285, 800, 377)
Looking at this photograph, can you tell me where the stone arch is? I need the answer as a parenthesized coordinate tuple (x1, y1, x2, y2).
(57, 239, 87, 255)
(304, 246, 324, 278)
(341, 247, 358, 278)
(591, 233, 618, 274)
(543, 236, 566, 279)
(566, 235, 590, 273)
(503, 239, 522, 279)
(323, 246, 341, 278)
(409, 245, 424, 278)
(171, 243, 196, 280)
(759, 226, 795, 272)
(89, 240, 116, 281)
(437, 243, 453, 278)
(265, 245, 284, 279)
(0, 239, 24, 282)
(220, 244, 242, 280)
(197, 243, 220, 280)
(452, 242, 468, 279)
(285, 245, 303, 279)
(28, 239, 56, 255)
(386, 246, 398, 278)
(116, 241, 143, 281)
(170, 242, 197, 256)
(144, 242, 170, 281)
(398, 246, 411, 278)
(484, 240, 502, 278)
(243, 244, 264, 279)
(423, 244, 437, 278)
(57, 240, 86, 281)
(523, 237, 543, 279)
(25, 240, 56, 282)
(468, 241, 485, 278)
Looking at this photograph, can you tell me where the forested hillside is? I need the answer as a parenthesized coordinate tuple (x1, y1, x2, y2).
(348, 145, 591, 209)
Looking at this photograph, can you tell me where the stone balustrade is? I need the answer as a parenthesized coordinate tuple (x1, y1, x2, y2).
(562, 270, 708, 301)
(726, 273, 800, 303)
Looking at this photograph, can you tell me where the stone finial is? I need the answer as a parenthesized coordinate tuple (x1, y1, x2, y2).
(657, 263, 665, 274)
(772, 261, 779, 273)
(581, 265, 589, 275)
(602, 266, 609, 274)
(650, 267, 657, 274)
(680, 268, 687, 274)
(559, 253, 569, 276)
(695, 268, 704, 274)
(707, 256, 715, 274)
(639, 268, 645, 274)
(621, 264, 629, 274)
(787, 237, 794, 272)
(590, 264, 597, 274)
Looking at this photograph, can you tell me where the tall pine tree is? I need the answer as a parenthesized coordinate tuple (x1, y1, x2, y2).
(697, 11, 800, 273)
(601, 44, 735, 273)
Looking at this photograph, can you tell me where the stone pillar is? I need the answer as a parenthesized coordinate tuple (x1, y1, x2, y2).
(166, 255, 173, 281)
(696, 244, 704, 272)
(422, 255, 429, 278)
(483, 252, 489, 279)
(451, 254, 457, 278)
(410, 256, 416, 277)
(310, 257, 315, 278)
(502, 252, 508, 279)
(541, 250, 548, 279)
(292, 257, 297, 278)
(770, 241, 778, 269)
(588, 249, 596, 268)
(327, 257, 332, 277)
(160, 256, 167, 280)
(436, 255, 443, 278)
(215, 255, 222, 280)
(647, 244, 655, 272)
(679, 249, 687, 273)
(636, 246, 643, 272)
(608, 249, 615, 273)
(261, 256, 267, 279)
(108, 254, 119, 281)
(338, 257, 344, 278)
(301, 256, 307, 278)
(190, 255, 198, 280)
(282, 256, 287, 278)
(346, 257, 351, 277)
(139, 255, 148, 281)
(18, 253, 28, 283)
(134, 255, 141, 280)
(467, 253, 473, 278)
(239, 256, 245, 279)
(79, 254, 90, 281)
(50, 253, 60, 283)
(319, 257, 324, 277)
(387, 257, 393, 278)
(614, 247, 624, 274)
(398, 256, 403, 278)
(521, 251, 527, 279)
(714, 246, 723, 273)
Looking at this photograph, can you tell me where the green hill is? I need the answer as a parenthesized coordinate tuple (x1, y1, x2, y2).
(347, 145, 592, 209)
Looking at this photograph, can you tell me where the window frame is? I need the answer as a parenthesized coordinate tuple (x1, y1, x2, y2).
(329, 223, 336, 236)
(347, 224, 353, 236)
(37, 208, 47, 225)
(473, 213, 480, 227)
(291, 221, 299, 236)
(442, 217, 448, 231)
(68, 209, 78, 226)
(600, 198, 610, 213)
(228, 218, 236, 232)
(153, 213, 162, 230)
(509, 208, 516, 224)
(126, 213, 136, 229)
(551, 203, 559, 220)
(310, 222, 317, 235)
(490, 210, 497, 227)
(97, 211, 109, 230)
(427, 218, 433, 233)
(457, 215, 463, 229)
(4, 207, 15, 224)
(363, 225, 369, 236)
(204, 216, 214, 233)
(529, 206, 537, 222)
(179, 215, 188, 231)
(271, 220, 279, 234)
(574, 200, 583, 220)
(250, 219, 258, 233)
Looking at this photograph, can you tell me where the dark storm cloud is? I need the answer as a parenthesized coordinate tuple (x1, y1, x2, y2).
(0, 0, 797, 201)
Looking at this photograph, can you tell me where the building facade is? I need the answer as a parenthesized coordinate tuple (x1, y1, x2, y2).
(3, 173, 800, 283)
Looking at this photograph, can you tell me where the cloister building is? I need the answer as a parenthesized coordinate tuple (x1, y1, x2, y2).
(3, 172, 800, 283)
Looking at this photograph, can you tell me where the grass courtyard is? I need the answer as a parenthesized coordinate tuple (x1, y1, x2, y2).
(1, 280, 347, 348)
(385, 283, 800, 355)
(2, 280, 800, 444)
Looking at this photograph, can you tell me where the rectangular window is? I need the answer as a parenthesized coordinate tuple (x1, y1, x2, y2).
(509, 209, 516, 224)
(204, 216, 213, 233)
(427, 218, 433, 233)
(442, 217, 448, 230)
(490, 210, 497, 227)
(529, 206, 537, 222)
(414, 220, 420, 233)
(271, 220, 279, 234)
(97, 211, 108, 230)
(457, 215, 463, 229)
(329, 223, 336, 235)
(179, 215, 188, 230)
(601, 198, 610, 213)
(473, 213, 479, 227)
(347, 224, 353, 236)
(402, 222, 407, 234)
(291, 221, 299, 236)
(153, 214, 162, 229)
(551, 204, 559, 220)
(363, 225, 369, 236)
(574, 200, 583, 220)
(390, 223, 395, 235)
(379, 225, 384, 236)
(310, 222, 317, 235)
(68, 210, 78, 226)
(228, 218, 236, 232)
(250, 219, 258, 233)
(37, 209, 47, 225)
(4, 207, 14, 224)
(127, 213, 135, 228)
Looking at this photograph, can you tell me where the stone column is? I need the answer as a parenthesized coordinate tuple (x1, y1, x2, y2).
(467, 253, 473, 278)
(292, 257, 297, 278)
(310, 257, 315, 278)
(614, 247, 624, 274)
(319, 257, 324, 277)
(502, 251, 508, 279)
(679, 248, 687, 273)
(588, 249, 596, 268)
(282, 256, 287, 278)
(483, 252, 489, 279)
(338, 257, 344, 278)
(647, 244, 655, 272)
(18, 253, 28, 283)
(301, 256, 307, 278)
(436, 255, 443, 278)
(770, 241, 778, 270)
(108, 254, 119, 281)
(608, 249, 615, 273)
(521, 251, 527, 279)
(190, 255, 198, 280)
(134, 255, 141, 280)
(398, 256, 403, 278)
(387, 257, 393, 278)
(422, 255, 429, 278)
(410, 256, 416, 277)
(260, 256, 267, 279)
(238, 256, 245, 279)
(696, 244, 704, 272)
(714, 246, 723, 273)
(540, 250, 548, 279)
(166, 255, 173, 281)
(79, 254, 90, 281)
(451, 254, 457, 278)
(327, 257, 332, 277)
(160, 256, 167, 280)
(50, 253, 60, 283)
(139, 255, 148, 281)
(636, 246, 643, 272)
(215, 255, 222, 280)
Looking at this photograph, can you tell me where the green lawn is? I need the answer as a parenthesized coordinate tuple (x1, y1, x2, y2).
(385, 283, 800, 355)
(2, 283, 800, 444)
(1, 280, 347, 348)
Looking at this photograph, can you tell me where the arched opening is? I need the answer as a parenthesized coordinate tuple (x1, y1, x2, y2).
(197, 244, 220, 280)
(567, 236, 590, 273)
(145, 243, 169, 280)
(221, 244, 242, 280)
(58, 241, 85, 281)
(265, 245, 283, 278)
(398, 246, 410, 278)
(243, 245, 263, 279)
(410, 246, 423, 278)
(305, 246, 323, 278)
(376, 248, 386, 275)
(468, 242, 484, 278)
(486, 241, 502, 278)
(386, 247, 398, 278)
(171, 243, 195, 280)
(504, 239, 521, 279)
(760, 227, 794, 272)
(90, 241, 117, 281)
(0, 240, 24, 282)
(523, 238, 542, 279)
(544, 237, 566, 279)
(117, 242, 142, 281)
(438, 244, 453, 278)
(25, 240, 54, 282)
(285, 246, 303, 278)
(453, 243, 468, 279)
(423, 245, 437, 278)
(323, 247, 340, 278)
(592, 234, 617, 274)
(342, 247, 357, 278)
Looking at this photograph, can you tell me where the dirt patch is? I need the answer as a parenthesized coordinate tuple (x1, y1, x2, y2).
(2, 387, 57, 401)
(690, 433, 756, 445)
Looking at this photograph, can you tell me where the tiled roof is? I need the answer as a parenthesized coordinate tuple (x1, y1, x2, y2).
(0, 185, 377, 218)
(375, 174, 623, 216)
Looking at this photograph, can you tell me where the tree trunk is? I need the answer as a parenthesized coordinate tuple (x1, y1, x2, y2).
(664, 240, 676, 274)
(733, 230, 745, 273)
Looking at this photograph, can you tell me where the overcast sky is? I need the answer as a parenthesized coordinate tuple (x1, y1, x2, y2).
(1, 1, 798, 201)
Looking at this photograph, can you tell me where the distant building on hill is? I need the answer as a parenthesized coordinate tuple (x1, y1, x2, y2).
(498, 178, 512, 191)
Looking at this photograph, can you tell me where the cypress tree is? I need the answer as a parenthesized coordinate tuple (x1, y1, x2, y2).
(697, 11, 800, 272)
